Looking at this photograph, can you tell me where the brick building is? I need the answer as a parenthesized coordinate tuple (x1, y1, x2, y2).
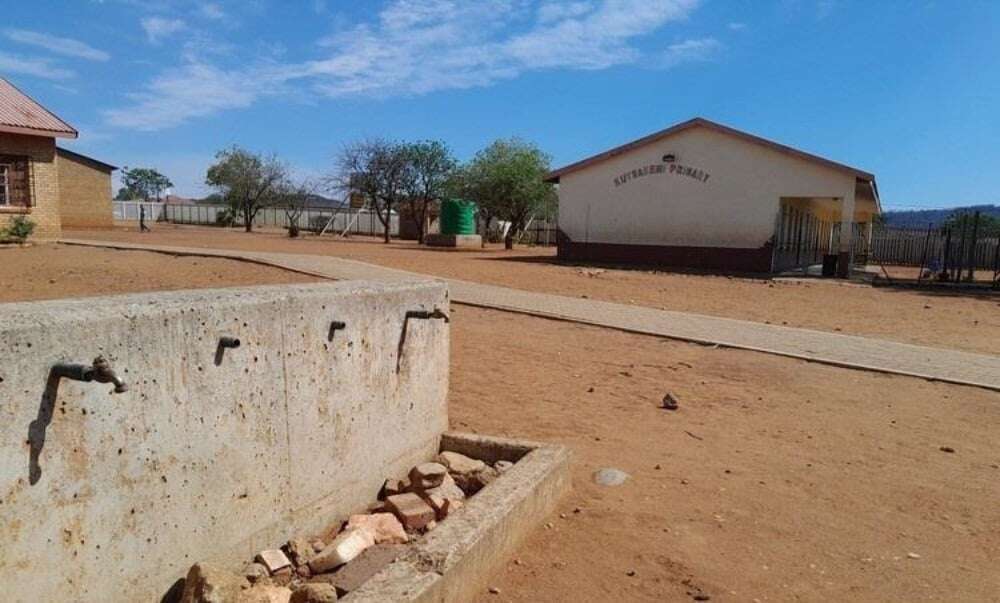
(0, 77, 115, 239)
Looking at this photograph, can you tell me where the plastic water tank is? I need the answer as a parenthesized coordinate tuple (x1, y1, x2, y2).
(439, 199, 477, 235)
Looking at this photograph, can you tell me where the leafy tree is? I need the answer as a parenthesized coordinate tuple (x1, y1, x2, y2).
(399, 140, 456, 244)
(944, 211, 1000, 237)
(460, 138, 556, 249)
(120, 167, 173, 202)
(206, 146, 288, 233)
(114, 187, 135, 201)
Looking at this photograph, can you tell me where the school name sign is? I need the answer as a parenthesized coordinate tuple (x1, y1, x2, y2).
(613, 162, 711, 187)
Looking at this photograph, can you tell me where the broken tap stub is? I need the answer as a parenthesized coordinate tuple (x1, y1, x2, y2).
(218, 336, 241, 349)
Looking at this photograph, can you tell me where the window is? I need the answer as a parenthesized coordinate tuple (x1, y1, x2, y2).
(0, 156, 30, 207)
(0, 164, 8, 205)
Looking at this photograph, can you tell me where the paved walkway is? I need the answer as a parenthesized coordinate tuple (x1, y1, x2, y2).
(62, 239, 1000, 392)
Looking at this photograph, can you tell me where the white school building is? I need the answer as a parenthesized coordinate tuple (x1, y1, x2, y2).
(544, 117, 880, 274)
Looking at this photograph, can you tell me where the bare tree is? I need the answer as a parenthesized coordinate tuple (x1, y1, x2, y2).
(278, 178, 320, 238)
(334, 139, 411, 243)
(206, 146, 288, 233)
(399, 140, 456, 244)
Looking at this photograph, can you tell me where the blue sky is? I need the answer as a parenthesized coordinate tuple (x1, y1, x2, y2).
(2, 0, 998, 209)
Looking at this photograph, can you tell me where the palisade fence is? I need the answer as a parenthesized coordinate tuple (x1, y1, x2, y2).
(861, 216, 1000, 286)
(520, 220, 559, 246)
(114, 202, 399, 236)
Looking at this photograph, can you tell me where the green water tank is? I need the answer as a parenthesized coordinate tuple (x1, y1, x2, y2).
(440, 199, 477, 235)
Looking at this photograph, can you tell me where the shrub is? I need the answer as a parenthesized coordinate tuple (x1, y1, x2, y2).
(1, 216, 35, 243)
(308, 214, 330, 234)
(215, 207, 236, 227)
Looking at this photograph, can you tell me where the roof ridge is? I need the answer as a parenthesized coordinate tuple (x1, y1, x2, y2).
(545, 117, 874, 183)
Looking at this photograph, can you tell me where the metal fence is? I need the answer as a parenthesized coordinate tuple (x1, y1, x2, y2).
(772, 204, 836, 272)
(519, 220, 558, 246)
(864, 214, 1000, 285)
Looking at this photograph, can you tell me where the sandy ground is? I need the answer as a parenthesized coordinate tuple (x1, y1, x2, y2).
(0, 243, 319, 302)
(453, 307, 1000, 603)
(68, 226, 1000, 355)
(4, 243, 999, 602)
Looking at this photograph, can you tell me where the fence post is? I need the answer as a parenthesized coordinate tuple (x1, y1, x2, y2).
(916, 223, 933, 283)
(967, 211, 980, 281)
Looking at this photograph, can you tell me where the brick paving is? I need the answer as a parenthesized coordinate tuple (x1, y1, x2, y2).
(62, 239, 1000, 392)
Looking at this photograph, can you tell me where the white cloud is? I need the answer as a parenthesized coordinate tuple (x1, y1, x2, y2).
(199, 3, 226, 20)
(141, 17, 186, 43)
(4, 29, 110, 62)
(727, 21, 747, 31)
(817, 0, 836, 19)
(661, 37, 722, 67)
(103, 61, 262, 130)
(537, 2, 594, 23)
(107, 0, 707, 130)
(0, 52, 75, 80)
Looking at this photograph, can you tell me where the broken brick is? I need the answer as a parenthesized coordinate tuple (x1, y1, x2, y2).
(385, 492, 436, 530)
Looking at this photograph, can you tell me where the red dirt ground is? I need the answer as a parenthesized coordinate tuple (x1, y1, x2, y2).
(4, 241, 998, 602)
(68, 226, 1000, 355)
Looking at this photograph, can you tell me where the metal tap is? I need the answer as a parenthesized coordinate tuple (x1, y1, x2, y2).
(52, 355, 129, 393)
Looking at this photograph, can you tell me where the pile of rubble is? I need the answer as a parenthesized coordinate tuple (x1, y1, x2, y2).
(179, 451, 511, 603)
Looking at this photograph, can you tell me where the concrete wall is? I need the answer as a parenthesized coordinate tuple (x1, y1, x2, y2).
(0, 132, 61, 239)
(56, 150, 114, 229)
(0, 281, 450, 602)
(557, 126, 864, 251)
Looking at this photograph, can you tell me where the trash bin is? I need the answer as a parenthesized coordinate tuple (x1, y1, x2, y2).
(821, 254, 838, 277)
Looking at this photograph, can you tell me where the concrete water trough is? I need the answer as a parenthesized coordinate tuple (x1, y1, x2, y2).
(344, 432, 570, 602)
(0, 281, 569, 602)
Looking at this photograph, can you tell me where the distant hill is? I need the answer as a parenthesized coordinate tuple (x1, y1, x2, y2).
(302, 193, 349, 208)
(194, 193, 348, 208)
(882, 204, 1000, 228)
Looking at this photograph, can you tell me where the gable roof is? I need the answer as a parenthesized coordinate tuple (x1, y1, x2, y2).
(0, 77, 77, 139)
(56, 147, 117, 172)
(544, 117, 876, 185)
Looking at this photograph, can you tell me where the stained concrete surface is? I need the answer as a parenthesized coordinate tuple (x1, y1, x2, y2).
(0, 281, 449, 602)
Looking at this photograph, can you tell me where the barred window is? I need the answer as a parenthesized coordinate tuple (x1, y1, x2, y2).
(0, 156, 31, 207)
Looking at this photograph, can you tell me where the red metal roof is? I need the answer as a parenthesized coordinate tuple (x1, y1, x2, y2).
(0, 77, 77, 139)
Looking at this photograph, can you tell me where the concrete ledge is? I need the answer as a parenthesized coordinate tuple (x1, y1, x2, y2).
(0, 282, 450, 602)
(424, 234, 483, 248)
(347, 432, 572, 602)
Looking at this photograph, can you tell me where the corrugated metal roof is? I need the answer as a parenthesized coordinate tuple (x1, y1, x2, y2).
(0, 77, 77, 138)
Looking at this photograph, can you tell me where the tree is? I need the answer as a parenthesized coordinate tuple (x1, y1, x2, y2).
(944, 211, 1000, 237)
(443, 164, 490, 246)
(114, 187, 134, 201)
(399, 140, 456, 244)
(460, 138, 556, 249)
(277, 178, 319, 238)
(206, 146, 288, 233)
(120, 167, 173, 202)
(334, 139, 411, 243)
